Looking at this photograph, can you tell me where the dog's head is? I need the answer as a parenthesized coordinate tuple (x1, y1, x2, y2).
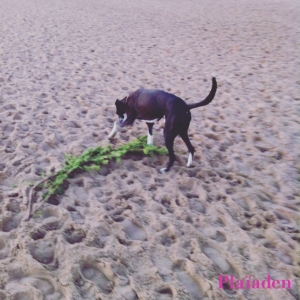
(115, 99, 126, 120)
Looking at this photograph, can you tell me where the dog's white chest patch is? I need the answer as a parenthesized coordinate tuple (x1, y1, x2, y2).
(140, 118, 159, 123)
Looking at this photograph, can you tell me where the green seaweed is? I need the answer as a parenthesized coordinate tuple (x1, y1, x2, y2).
(41, 136, 167, 200)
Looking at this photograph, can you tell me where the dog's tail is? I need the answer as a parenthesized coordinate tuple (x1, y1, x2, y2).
(187, 77, 217, 110)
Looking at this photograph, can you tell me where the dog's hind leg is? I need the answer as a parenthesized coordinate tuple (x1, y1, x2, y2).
(146, 122, 154, 145)
(179, 131, 195, 167)
(179, 112, 194, 167)
(160, 130, 177, 173)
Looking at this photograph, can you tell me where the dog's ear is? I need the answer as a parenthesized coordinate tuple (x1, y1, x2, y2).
(115, 99, 125, 109)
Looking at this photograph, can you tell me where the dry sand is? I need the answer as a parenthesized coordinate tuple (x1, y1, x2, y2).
(0, 0, 299, 299)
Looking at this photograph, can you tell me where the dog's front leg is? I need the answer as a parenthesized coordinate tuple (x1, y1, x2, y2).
(108, 120, 121, 139)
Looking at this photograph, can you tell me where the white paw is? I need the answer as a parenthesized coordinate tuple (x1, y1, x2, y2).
(160, 167, 168, 173)
(108, 131, 117, 139)
(186, 153, 193, 167)
(147, 134, 154, 145)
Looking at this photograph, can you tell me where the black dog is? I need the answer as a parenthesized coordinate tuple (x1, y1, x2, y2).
(109, 77, 217, 172)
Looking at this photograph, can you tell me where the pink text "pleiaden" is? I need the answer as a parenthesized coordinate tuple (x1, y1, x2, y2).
(219, 275, 293, 289)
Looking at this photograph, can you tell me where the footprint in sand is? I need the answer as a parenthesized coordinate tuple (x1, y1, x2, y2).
(73, 185, 89, 202)
(11, 292, 31, 300)
(0, 162, 5, 171)
(29, 240, 55, 265)
(0, 235, 8, 260)
(113, 262, 138, 300)
(151, 247, 173, 276)
(274, 209, 297, 228)
(112, 216, 147, 241)
(32, 277, 63, 299)
(10, 273, 63, 300)
(3, 124, 15, 137)
(79, 262, 114, 294)
(269, 268, 298, 299)
(40, 207, 65, 231)
(29, 278, 55, 296)
(188, 198, 206, 214)
(66, 206, 85, 224)
(3, 104, 16, 110)
(0, 236, 6, 251)
(178, 274, 204, 299)
(6, 198, 21, 213)
(215, 218, 225, 227)
(156, 286, 174, 300)
(30, 228, 47, 240)
(172, 261, 205, 300)
(201, 246, 236, 275)
(32, 132, 45, 143)
(63, 227, 86, 244)
(41, 217, 62, 231)
(116, 284, 139, 300)
(159, 232, 176, 247)
(210, 231, 226, 243)
(85, 226, 111, 249)
(233, 197, 250, 211)
(122, 219, 147, 241)
(0, 215, 21, 232)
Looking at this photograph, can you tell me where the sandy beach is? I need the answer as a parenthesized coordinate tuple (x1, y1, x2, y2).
(0, 0, 299, 299)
